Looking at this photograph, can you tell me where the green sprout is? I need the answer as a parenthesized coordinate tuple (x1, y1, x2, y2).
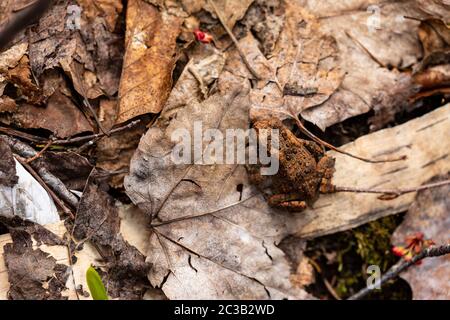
(86, 266, 108, 300)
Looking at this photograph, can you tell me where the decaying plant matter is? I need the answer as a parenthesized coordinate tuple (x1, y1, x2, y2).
(0, 0, 449, 301)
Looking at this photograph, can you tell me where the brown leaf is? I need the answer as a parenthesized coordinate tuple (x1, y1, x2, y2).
(204, 0, 255, 29)
(0, 137, 18, 187)
(40, 151, 93, 191)
(5, 92, 92, 138)
(1, 217, 69, 300)
(0, 96, 16, 113)
(416, 0, 450, 22)
(125, 58, 311, 299)
(77, 0, 123, 32)
(238, 0, 446, 130)
(73, 169, 150, 299)
(0, 43, 41, 105)
(391, 174, 450, 300)
(95, 99, 149, 188)
(28, 1, 123, 98)
(116, 0, 183, 124)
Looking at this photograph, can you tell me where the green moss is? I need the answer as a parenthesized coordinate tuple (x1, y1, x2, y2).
(305, 214, 411, 299)
(353, 216, 399, 272)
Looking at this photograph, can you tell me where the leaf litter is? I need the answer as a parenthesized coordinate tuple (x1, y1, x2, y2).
(0, 0, 449, 300)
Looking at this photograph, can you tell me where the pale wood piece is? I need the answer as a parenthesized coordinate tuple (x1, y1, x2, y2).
(291, 104, 450, 238)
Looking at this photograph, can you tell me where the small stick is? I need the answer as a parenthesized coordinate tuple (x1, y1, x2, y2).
(348, 244, 450, 300)
(53, 119, 141, 145)
(71, 67, 108, 135)
(25, 138, 54, 163)
(333, 179, 450, 197)
(287, 107, 406, 163)
(0, 120, 141, 146)
(2, 135, 79, 208)
(254, 106, 406, 163)
(0, 126, 47, 143)
(207, 0, 261, 80)
(0, 0, 53, 51)
(14, 154, 75, 219)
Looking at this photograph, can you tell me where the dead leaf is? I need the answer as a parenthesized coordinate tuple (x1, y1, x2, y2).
(28, 1, 123, 98)
(95, 99, 149, 188)
(1, 217, 69, 300)
(125, 63, 312, 299)
(77, 0, 123, 32)
(116, 0, 183, 124)
(238, 0, 447, 130)
(416, 0, 450, 22)
(391, 174, 450, 300)
(5, 93, 92, 138)
(73, 169, 150, 299)
(203, 0, 254, 29)
(40, 151, 93, 191)
(0, 96, 17, 113)
(0, 43, 41, 105)
(0, 138, 18, 187)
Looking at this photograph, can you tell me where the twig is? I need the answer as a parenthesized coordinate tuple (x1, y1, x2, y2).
(309, 258, 342, 300)
(73, 67, 108, 135)
(14, 154, 75, 219)
(0, 0, 53, 51)
(0, 120, 141, 146)
(53, 120, 141, 145)
(333, 179, 450, 197)
(206, 0, 261, 80)
(0, 126, 47, 144)
(253, 106, 406, 163)
(323, 278, 342, 300)
(25, 138, 54, 163)
(287, 106, 406, 163)
(1, 135, 79, 208)
(348, 244, 450, 300)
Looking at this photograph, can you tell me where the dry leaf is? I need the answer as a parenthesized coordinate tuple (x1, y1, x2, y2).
(391, 174, 450, 300)
(116, 0, 183, 124)
(73, 169, 150, 299)
(96, 99, 149, 188)
(77, 0, 123, 32)
(6, 95, 92, 138)
(0, 217, 68, 300)
(0, 137, 18, 187)
(125, 62, 312, 299)
(238, 0, 447, 130)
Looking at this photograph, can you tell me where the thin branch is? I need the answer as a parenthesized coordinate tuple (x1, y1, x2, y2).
(253, 106, 406, 163)
(25, 138, 54, 163)
(207, 0, 261, 80)
(53, 120, 141, 145)
(0, 0, 54, 51)
(0, 120, 141, 147)
(14, 154, 75, 219)
(0, 126, 47, 144)
(348, 244, 450, 300)
(333, 179, 450, 197)
(287, 106, 406, 163)
(1, 135, 79, 208)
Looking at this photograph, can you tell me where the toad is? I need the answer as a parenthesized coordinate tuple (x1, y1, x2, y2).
(248, 118, 336, 211)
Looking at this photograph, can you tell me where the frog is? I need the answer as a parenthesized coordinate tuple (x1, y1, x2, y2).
(247, 118, 336, 212)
